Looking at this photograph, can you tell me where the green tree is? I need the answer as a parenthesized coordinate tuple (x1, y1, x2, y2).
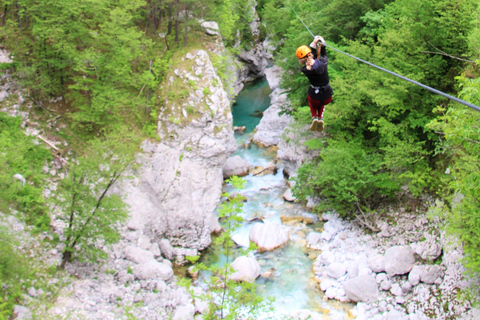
(181, 176, 272, 319)
(56, 132, 140, 268)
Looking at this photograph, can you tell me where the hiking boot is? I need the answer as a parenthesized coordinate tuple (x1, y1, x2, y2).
(316, 118, 324, 132)
(310, 117, 319, 131)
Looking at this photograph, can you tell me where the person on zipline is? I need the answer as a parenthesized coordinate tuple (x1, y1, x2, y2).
(296, 36, 333, 132)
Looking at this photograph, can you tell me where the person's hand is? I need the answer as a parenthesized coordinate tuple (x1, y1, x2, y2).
(315, 36, 326, 46)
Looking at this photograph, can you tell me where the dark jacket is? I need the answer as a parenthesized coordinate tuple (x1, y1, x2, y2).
(301, 45, 333, 101)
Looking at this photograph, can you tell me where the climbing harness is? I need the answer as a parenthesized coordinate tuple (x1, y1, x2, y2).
(311, 84, 330, 94)
(288, 3, 480, 113)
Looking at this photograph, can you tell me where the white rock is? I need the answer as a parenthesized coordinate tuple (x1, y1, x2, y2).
(420, 265, 444, 284)
(402, 281, 413, 293)
(159, 239, 174, 260)
(346, 261, 359, 278)
(149, 243, 161, 257)
(282, 188, 296, 202)
(376, 273, 388, 284)
(27, 287, 36, 297)
(124, 246, 154, 264)
(229, 256, 261, 283)
(384, 246, 416, 276)
(343, 275, 379, 303)
(13, 306, 32, 320)
(133, 260, 174, 281)
(390, 283, 403, 296)
(411, 238, 442, 261)
(326, 262, 346, 279)
(319, 251, 335, 266)
(249, 222, 289, 252)
(222, 155, 252, 178)
(408, 265, 422, 286)
(306, 232, 322, 248)
(368, 255, 385, 273)
(380, 280, 392, 291)
(200, 21, 220, 36)
(137, 234, 152, 250)
(319, 277, 337, 291)
(13, 173, 26, 186)
(385, 309, 409, 320)
(172, 304, 195, 320)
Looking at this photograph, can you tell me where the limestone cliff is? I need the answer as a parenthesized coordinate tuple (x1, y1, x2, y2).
(120, 50, 236, 258)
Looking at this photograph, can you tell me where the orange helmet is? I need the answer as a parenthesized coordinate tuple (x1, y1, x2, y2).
(296, 45, 311, 59)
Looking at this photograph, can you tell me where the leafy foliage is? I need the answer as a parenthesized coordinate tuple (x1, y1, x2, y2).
(56, 131, 140, 268)
(0, 227, 31, 319)
(181, 176, 272, 319)
(294, 139, 398, 216)
(0, 114, 51, 230)
(260, 0, 478, 216)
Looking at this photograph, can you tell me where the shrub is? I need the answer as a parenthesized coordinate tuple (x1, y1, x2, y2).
(294, 139, 399, 216)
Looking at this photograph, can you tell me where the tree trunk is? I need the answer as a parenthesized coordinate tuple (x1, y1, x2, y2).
(60, 250, 72, 269)
(174, 0, 179, 45)
(183, 5, 187, 47)
(2, 5, 7, 27)
(167, 2, 172, 35)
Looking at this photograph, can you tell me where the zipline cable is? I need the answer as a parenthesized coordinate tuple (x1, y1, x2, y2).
(288, 3, 480, 113)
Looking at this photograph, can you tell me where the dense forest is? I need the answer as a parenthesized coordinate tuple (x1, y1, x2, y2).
(1, 0, 480, 317)
(257, 0, 480, 281)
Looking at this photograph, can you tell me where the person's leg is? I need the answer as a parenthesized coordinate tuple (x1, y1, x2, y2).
(316, 96, 332, 132)
(308, 96, 321, 131)
(308, 96, 319, 118)
(318, 96, 332, 120)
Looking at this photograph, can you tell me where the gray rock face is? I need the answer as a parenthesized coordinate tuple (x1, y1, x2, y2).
(124, 246, 154, 264)
(384, 246, 416, 276)
(134, 260, 174, 281)
(249, 222, 289, 252)
(343, 275, 379, 303)
(222, 155, 252, 178)
(229, 256, 261, 283)
(120, 49, 236, 253)
(253, 66, 293, 147)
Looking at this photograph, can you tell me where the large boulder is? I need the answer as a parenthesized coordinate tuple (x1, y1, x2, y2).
(200, 21, 220, 36)
(133, 260, 174, 281)
(410, 265, 445, 284)
(384, 246, 416, 276)
(326, 262, 347, 279)
(159, 239, 174, 260)
(124, 246, 154, 264)
(119, 49, 236, 252)
(229, 256, 261, 283)
(172, 304, 195, 320)
(222, 155, 253, 179)
(343, 275, 379, 303)
(249, 222, 289, 252)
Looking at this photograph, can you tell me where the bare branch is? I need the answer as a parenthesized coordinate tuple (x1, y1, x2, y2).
(423, 41, 475, 63)
(355, 202, 380, 232)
